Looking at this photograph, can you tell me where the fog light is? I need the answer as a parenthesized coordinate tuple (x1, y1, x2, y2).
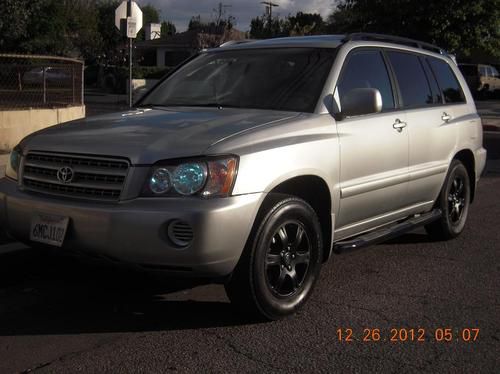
(167, 220, 193, 247)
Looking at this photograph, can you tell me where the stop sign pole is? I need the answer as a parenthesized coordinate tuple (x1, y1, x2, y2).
(115, 0, 143, 107)
(127, 0, 132, 108)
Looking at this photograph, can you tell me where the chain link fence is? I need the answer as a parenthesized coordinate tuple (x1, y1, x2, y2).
(0, 54, 84, 109)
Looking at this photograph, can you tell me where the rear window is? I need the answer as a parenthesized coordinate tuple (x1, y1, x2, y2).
(387, 51, 433, 108)
(421, 57, 442, 104)
(429, 58, 466, 104)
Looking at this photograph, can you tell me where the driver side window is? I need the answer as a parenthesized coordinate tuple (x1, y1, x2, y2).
(338, 50, 395, 111)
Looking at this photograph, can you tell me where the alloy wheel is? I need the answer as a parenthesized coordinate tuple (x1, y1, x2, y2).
(264, 221, 311, 297)
(448, 176, 466, 224)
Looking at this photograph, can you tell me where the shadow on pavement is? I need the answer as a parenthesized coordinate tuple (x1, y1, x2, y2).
(383, 231, 433, 245)
(0, 249, 257, 336)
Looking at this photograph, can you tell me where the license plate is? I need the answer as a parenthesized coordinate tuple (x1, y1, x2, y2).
(30, 214, 69, 247)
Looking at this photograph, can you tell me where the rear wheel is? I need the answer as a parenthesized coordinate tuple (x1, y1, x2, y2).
(225, 195, 323, 320)
(425, 160, 470, 240)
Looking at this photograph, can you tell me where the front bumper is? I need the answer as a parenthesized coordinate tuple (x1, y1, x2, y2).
(0, 178, 264, 277)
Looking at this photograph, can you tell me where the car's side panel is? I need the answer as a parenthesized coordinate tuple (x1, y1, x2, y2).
(207, 114, 341, 218)
(335, 111, 410, 228)
(405, 106, 457, 205)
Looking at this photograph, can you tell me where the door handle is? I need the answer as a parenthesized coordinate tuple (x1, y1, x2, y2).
(442, 112, 452, 122)
(393, 118, 407, 132)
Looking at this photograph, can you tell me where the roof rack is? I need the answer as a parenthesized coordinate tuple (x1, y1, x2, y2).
(343, 33, 445, 55)
(219, 39, 256, 48)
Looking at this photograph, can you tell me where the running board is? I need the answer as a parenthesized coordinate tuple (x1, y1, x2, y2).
(333, 209, 442, 254)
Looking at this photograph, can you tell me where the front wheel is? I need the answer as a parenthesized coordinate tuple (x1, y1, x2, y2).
(425, 160, 471, 240)
(225, 195, 323, 320)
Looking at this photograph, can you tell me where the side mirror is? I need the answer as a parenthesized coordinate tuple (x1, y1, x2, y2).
(340, 88, 383, 118)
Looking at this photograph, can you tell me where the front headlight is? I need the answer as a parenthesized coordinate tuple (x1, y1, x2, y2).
(142, 156, 238, 198)
(5, 146, 22, 181)
(172, 162, 208, 195)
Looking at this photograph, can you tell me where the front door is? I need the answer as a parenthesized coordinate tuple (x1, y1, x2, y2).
(334, 48, 409, 235)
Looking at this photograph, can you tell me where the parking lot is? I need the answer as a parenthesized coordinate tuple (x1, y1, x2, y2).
(0, 103, 499, 373)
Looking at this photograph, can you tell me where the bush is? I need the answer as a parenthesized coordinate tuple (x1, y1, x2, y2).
(133, 66, 172, 79)
(98, 65, 172, 93)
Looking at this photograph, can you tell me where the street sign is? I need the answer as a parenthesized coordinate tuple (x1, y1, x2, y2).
(115, 1, 143, 108)
(115, 1, 143, 38)
(127, 17, 137, 38)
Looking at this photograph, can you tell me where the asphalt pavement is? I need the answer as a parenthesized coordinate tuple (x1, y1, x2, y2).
(0, 102, 499, 373)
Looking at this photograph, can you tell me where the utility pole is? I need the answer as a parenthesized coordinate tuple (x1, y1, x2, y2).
(260, 1, 279, 21)
(214, 2, 232, 25)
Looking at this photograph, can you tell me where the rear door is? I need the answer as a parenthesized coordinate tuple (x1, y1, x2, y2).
(335, 48, 409, 234)
(488, 66, 500, 90)
(386, 51, 465, 206)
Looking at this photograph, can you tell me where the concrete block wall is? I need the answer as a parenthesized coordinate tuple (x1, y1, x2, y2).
(0, 106, 85, 152)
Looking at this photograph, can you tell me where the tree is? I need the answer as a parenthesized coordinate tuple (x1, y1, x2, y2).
(250, 12, 325, 39)
(327, 0, 500, 59)
(188, 15, 233, 34)
(188, 15, 204, 31)
(137, 4, 161, 40)
(287, 12, 325, 36)
(95, 0, 123, 64)
(0, 0, 71, 55)
(161, 21, 177, 38)
(249, 15, 288, 39)
(0, 0, 111, 60)
(66, 0, 102, 60)
(141, 4, 160, 24)
(0, 0, 33, 52)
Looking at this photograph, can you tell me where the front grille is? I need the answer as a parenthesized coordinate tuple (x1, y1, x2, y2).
(22, 152, 129, 201)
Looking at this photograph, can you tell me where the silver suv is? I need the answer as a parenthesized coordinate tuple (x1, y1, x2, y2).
(0, 34, 487, 320)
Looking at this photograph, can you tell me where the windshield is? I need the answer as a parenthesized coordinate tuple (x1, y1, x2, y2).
(141, 48, 336, 113)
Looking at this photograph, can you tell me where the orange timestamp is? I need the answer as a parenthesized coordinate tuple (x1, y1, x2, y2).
(336, 328, 480, 343)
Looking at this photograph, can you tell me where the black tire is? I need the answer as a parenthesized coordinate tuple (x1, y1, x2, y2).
(479, 85, 490, 100)
(425, 160, 471, 240)
(225, 194, 323, 320)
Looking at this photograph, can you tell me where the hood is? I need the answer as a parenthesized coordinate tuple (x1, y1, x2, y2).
(21, 107, 298, 164)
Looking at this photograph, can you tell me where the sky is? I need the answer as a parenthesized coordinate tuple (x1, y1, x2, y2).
(137, 0, 337, 32)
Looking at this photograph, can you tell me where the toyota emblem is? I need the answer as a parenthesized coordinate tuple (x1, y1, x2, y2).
(57, 166, 74, 184)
